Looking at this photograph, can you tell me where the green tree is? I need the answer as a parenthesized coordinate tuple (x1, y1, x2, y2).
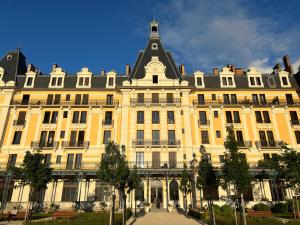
(197, 147, 218, 225)
(280, 145, 300, 219)
(10, 151, 53, 221)
(179, 163, 192, 215)
(221, 125, 252, 225)
(97, 142, 130, 225)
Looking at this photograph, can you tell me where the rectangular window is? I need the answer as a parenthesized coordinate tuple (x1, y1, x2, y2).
(51, 77, 56, 86)
(199, 111, 207, 125)
(80, 111, 87, 123)
(106, 95, 113, 105)
(259, 94, 267, 105)
(78, 131, 85, 146)
(84, 77, 90, 86)
(47, 94, 53, 105)
(236, 130, 244, 146)
(12, 131, 22, 144)
(255, 111, 263, 123)
(78, 77, 84, 86)
(137, 93, 144, 103)
(216, 130, 221, 138)
(263, 111, 271, 123)
(212, 94, 216, 101)
(290, 111, 299, 124)
(201, 130, 209, 144)
(295, 131, 300, 144)
(47, 131, 55, 146)
(256, 77, 262, 85)
(136, 152, 144, 168)
(214, 111, 218, 118)
(267, 131, 275, 146)
(66, 154, 74, 169)
(108, 77, 114, 86)
(152, 111, 160, 124)
(51, 111, 58, 124)
(54, 94, 61, 104)
(231, 94, 237, 104)
(223, 94, 230, 104)
(152, 93, 159, 103)
(72, 111, 79, 123)
(152, 152, 160, 168)
(225, 111, 233, 123)
(57, 77, 62, 86)
(137, 111, 144, 124)
(252, 94, 259, 105)
(168, 130, 176, 145)
(169, 152, 177, 168)
(60, 131, 65, 138)
(104, 111, 112, 125)
(82, 94, 89, 105)
(152, 75, 158, 83)
(75, 94, 81, 105)
(259, 131, 267, 146)
(63, 111, 68, 118)
(167, 111, 175, 124)
(222, 77, 227, 86)
(7, 154, 17, 168)
(136, 130, 144, 144)
(56, 155, 62, 164)
(17, 111, 26, 125)
(26, 77, 33, 86)
(167, 93, 174, 103)
(197, 77, 202, 86)
(44, 154, 51, 165)
(74, 154, 82, 169)
(39, 131, 47, 146)
(70, 131, 77, 145)
(43, 111, 51, 124)
(233, 111, 240, 123)
(197, 94, 205, 105)
(21, 94, 30, 105)
(286, 94, 294, 104)
(282, 77, 288, 85)
(103, 131, 111, 144)
(250, 77, 255, 85)
(152, 130, 160, 145)
(66, 94, 70, 101)
(228, 77, 233, 85)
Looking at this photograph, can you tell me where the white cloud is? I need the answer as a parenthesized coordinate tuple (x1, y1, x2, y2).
(154, 0, 300, 73)
(249, 58, 273, 73)
(292, 58, 300, 73)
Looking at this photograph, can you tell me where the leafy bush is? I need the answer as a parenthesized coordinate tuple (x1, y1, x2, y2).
(286, 221, 300, 225)
(188, 208, 203, 220)
(126, 208, 132, 219)
(271, 202, 288, 213)
(0, 214, 7, 222)
(212, 204, 222, 215)
(31, 212, 52, 220)
(252, 203, 270, 211)
(287, 199, 300, 212)
(220, 205, 234, 216)
(247, 217, 284, 225)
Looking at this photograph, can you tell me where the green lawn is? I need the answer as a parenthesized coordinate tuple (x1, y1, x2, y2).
(25, 211, 131, 225)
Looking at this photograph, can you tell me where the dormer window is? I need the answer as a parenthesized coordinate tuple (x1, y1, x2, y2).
(152, 43, 158, 50)
(246, 67, 264, 88)
(24, 64, 37, 88)
(26, 77, 33, 86)
(106, 71, 116, 88)
(278, 70, 291, 87)
(76, 67, 92, 88)
(197, 77, 202, 86)
(219, 67, 235, 88)
(194, 71, 205, 88)
(221, 76, 234, 87)
(49, 66, 65, 88)
(152, 75, 158, 84)
(108, 77, 114, 86)
(50, 76, 64, 87)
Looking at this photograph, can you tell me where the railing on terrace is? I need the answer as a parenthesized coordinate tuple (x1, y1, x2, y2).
(31, 141, 59, 149)
(130, 98, 181, 106)
(132, 139, 181, 147)
(192, 100, 300, 107)
(255, 141, 283, 149)
(11, 100, 119, 107)
(198, 120, 210, 126)
(62, 141, 90, 148)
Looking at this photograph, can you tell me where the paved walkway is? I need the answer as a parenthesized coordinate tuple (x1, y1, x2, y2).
(0, 221, 23, 225)
(133, 209, 206, 225)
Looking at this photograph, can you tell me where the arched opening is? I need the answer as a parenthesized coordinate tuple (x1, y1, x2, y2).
(151, 26, 158, 33)
(169, 180, 179, 201)
(151, 180, 163, 208)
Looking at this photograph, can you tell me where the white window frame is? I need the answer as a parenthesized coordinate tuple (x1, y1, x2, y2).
(49, 67, 66, 88)
(106, 71, 116, 88)
(219, 67, 236, 88)
(278, 70, 291, 88)
(246, 67, 264, 88)
(194, 71, 205, 88)
(76, 67, 92, 88)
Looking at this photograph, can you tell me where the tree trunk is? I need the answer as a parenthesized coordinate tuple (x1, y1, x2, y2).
(110, 193, 116, 225)
(241, 193, 247, 225)
(122, 192, 127, 225)
(233, 200, 238, 225)
(292, 195, 297, 220)
(25, 188, 34, 222)
(211, 199, 216, 225)
(295, 190, 300, 219)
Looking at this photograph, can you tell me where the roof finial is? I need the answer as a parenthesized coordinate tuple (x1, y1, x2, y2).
(149, 18, 159, 39)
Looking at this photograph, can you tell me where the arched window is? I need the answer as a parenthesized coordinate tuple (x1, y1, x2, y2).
(169, 180, 179, 201)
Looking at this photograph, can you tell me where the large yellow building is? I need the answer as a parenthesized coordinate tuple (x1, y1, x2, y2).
(0, 20, 300, 211)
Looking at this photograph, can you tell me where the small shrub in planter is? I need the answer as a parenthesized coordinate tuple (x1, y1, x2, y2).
(253, 203, 270, 211)
(221, 205, 234, 216)
(271, 202, 288, 213)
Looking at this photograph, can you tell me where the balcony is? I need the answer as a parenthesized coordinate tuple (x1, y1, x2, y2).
(132, 139, 181, 147)
(13, 120, 26, 127)
(128, 161, 186, 169)
(11, 100, 119, 108)
(237, 141, 252, 148)
(62, 141, 90, 149)
(255, 141, 283, 149)
(130, 98, 181, 107)
(192, 100, 300, 108)
(31, 141, 59, 149)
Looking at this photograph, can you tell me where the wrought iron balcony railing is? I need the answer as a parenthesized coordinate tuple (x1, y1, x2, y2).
(11, 100, 119, 107)
(132, 139, 181, 147)
(255, 141, 283, 149)
(62, 141, 90, 148)
(102, 120, 114, 126)
(198, 120, 210, 126)
(31, 141, 59, 149)
(192, 100, 300, 107)
(130, 98, 181, 106)
(236, 141, 252, 148)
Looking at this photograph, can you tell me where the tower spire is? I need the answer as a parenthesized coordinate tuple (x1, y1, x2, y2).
(149, 19, 159, 39)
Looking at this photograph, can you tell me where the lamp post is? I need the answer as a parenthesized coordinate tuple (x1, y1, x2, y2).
(190, 153, 198, 209)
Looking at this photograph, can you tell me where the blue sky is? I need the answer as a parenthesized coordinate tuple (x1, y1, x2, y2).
(0, 0, 300, 74)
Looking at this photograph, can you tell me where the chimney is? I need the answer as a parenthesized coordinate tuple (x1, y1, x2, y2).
(52, 63, 58, 72)
(282, 55, 294, 74)
(125, 64, 131, 76)
(235, 68, 244, 75)
(179, 64, 185, 76)
(100, 70, 105, 76)
(27, 64, 32, 72)
(213, 68, 218, 76)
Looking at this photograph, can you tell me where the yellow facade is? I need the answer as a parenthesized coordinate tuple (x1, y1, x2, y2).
(0, 20, 299, 211)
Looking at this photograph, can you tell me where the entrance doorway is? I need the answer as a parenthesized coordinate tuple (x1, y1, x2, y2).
(151, 180, 163, 208)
